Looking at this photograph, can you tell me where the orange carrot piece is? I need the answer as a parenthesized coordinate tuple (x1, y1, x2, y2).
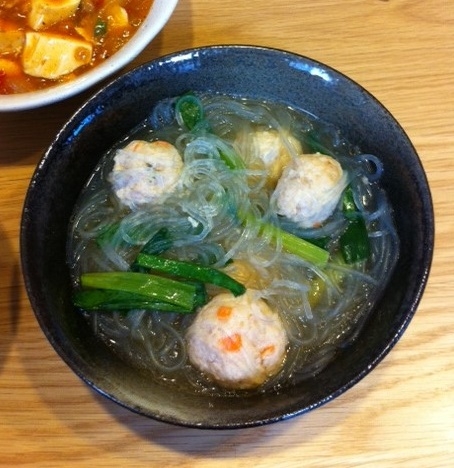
(216, 305, 233, 321)
(219, 333, 242, 352)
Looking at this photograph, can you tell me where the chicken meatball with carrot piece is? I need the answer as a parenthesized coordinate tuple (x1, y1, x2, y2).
(186, 290, 288, 390)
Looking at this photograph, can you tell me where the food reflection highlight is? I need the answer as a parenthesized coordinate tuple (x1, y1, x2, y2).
(68, 93, 399, 394)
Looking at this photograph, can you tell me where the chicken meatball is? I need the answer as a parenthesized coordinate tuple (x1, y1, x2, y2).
(109, 140, 184, 209)
(186, 290, 288, 390)
(237, 129, 302, 187)
(273, 152, 347, 228)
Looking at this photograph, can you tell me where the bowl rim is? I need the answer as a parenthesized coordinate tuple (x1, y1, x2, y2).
(0, 0, 179, 112)
(20, 44, 435, 429)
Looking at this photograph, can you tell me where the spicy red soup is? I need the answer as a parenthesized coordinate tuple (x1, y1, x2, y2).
(0, 0, 153, 94)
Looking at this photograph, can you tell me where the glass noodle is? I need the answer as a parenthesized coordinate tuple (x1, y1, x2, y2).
(67, 93, 399, 396)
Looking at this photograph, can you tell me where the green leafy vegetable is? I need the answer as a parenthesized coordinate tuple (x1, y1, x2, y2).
(342, 185, 357, 215)
(78, 272, 207, 312)
(176, 93, 246, 170)
(134, 253, 246, 297)
(304, 131, 334, 156)
(339, 218, 370, 264)
(97, 225, 172, 259)
(73, 289, 196, 313)
(96, 222, 118, 248)
(141, 227, 173, 255)
(339, 186, 371, 263)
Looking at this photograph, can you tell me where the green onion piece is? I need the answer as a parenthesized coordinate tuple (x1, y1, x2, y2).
(94, 18, 107, 37)
(79, 272, 206, 311)
(218, 147, 246, 171)
(214, 138, 246, 170)
(134, 253, 246, 297)
(175, 94, 204, 130)
(339, 186, 371, 263)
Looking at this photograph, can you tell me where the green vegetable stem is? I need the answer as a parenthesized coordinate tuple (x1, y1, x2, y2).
(76, 272, 207, 313)
(134, 253, 246, 297)
(238, 211, 330, 266)
(73, 289, 197, 312)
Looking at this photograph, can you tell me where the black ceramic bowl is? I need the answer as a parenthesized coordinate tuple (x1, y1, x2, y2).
(21, 45, 434, 429)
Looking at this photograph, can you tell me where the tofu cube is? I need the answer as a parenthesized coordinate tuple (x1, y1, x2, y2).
(28, 0, 81, 31)
(22, 32, 92, 79)
(0, 31, 25, 55)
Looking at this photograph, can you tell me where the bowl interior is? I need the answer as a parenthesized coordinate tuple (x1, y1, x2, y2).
(0, 0, 179, 112)
(21, 45, 434, 428)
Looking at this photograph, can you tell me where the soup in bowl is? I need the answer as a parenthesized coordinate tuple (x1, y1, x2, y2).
(21, 45, 434, 428)
(0, 0, 179, 111)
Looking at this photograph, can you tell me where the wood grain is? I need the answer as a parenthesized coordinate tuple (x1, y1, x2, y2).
(1, 1, 453, 466)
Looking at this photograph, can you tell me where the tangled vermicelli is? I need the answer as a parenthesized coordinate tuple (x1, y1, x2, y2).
(68, 93, 399, 395)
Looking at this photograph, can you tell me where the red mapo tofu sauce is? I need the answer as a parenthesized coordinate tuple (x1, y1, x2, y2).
(0, 0, 153, 94)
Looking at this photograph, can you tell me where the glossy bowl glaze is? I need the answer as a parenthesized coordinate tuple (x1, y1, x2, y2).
(21, 45, 434, 428)
(0, 0, 179, 112)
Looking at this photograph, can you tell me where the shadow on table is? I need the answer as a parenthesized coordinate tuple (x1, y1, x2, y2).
(92, 385, 353, 457)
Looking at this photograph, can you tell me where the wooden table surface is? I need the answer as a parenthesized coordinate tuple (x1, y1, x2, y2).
(1, 1, 453, 466)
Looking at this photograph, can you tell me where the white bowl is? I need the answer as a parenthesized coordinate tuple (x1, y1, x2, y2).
(0, 0, 179, 112)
